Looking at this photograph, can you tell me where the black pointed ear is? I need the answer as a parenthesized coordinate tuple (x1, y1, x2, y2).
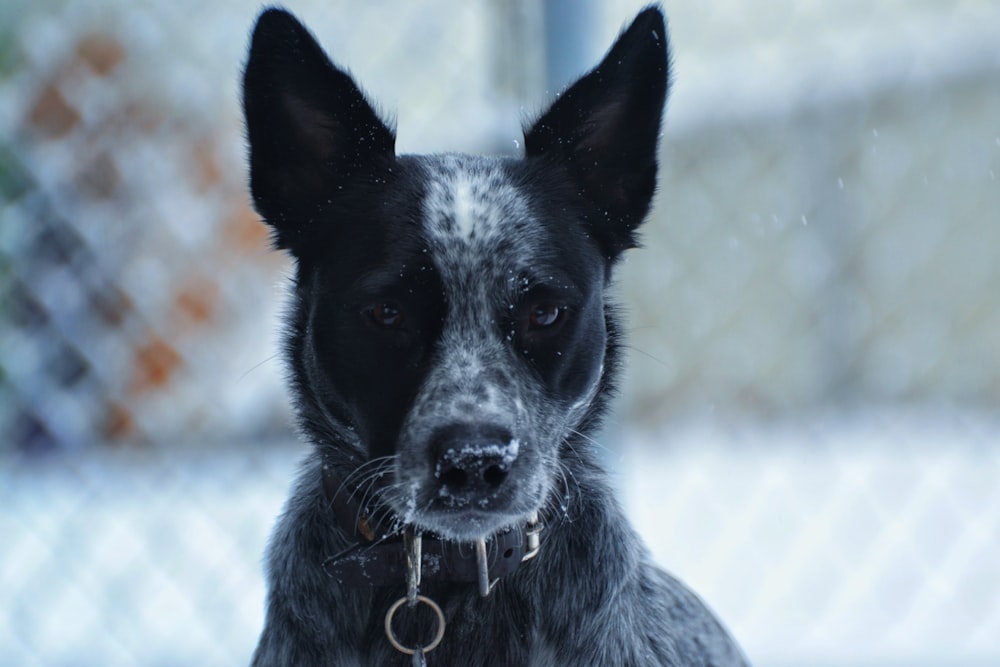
(525, 7, 670, 259)
(242, 8, 395, 250)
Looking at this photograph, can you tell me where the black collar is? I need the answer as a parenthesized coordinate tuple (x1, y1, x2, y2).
(320, 458, 541, 591)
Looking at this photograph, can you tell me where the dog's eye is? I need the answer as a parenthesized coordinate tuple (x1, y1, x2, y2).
(366, 302, 404, 328)
(528, 303, 564, 330)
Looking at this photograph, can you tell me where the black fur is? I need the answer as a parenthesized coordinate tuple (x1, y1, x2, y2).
(243, 5, 749, 665)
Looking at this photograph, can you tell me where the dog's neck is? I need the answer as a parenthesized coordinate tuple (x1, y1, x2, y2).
(319, 455, 542, 593)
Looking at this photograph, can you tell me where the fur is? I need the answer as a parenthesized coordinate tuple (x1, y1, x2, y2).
(242, 5, 749, 665)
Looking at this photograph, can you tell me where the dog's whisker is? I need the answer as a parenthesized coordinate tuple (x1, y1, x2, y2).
(351, 463, 393, 500)
(351, 465, 400, 522)
(567, 428, 614, 457)
(334, 455, 396, 503)
(622, 344, 672, 368)
(339, 454, 395, 486)
(236, 353, 281, 383)
(361, 498, 401, 539)
(554, 463, 579, 525)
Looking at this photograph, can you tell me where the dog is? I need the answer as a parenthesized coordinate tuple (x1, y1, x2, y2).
(242, 5, 748, 665)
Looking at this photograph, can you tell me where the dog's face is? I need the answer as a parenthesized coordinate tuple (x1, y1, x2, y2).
(243, 9, 668, 541)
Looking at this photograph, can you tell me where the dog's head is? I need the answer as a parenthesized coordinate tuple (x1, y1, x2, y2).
(242, 8, 669, 541)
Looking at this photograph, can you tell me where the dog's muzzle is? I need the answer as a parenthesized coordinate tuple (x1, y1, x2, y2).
(320, 457, 542, 592)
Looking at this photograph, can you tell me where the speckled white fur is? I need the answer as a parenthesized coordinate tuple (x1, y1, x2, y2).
(392, 156, 560, 541)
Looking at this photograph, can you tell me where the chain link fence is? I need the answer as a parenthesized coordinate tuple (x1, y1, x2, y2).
(2, 0, 999, 665)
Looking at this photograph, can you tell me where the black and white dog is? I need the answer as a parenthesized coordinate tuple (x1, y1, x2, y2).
(243, 5, 748, 665)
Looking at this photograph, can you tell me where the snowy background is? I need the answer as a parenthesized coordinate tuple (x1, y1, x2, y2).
(2, 0, 999, 665)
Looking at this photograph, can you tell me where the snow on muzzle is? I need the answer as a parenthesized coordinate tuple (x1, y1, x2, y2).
(429, 423, 520, 508)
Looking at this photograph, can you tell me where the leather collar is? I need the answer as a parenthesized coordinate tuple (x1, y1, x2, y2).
(320, 457, 541, 589)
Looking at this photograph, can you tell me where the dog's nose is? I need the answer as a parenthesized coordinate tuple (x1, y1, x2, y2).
(431, 424, 518, 498)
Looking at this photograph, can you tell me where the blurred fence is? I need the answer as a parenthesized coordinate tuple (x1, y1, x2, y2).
(623, 64, 1000, 421)
(1, 1, 287, 454)
(2, 0, 999, 665)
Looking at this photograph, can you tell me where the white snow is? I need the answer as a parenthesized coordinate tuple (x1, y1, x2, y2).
(450, 438, 520, 467)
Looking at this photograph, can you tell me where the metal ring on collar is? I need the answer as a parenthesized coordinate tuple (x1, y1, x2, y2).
(384, 594, 446, 656)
